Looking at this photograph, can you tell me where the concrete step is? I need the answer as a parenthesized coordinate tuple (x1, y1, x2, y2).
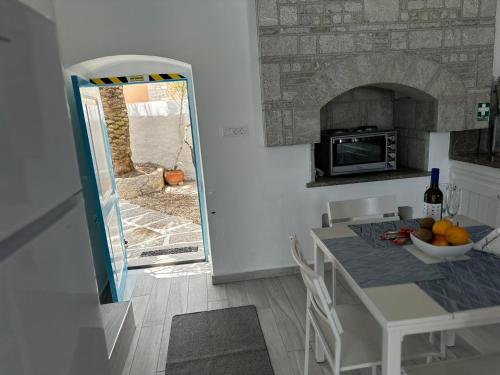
(101, 301, 136, 375)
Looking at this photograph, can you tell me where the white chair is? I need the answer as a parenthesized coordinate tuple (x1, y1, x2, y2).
(404, 353, 500, 375)
(327, 195, 398, 226)
(290, 234, 441, 375)
(325, 195, 399, 301)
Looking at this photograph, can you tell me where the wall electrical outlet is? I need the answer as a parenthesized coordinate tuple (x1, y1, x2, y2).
(220, 127, 249, 137)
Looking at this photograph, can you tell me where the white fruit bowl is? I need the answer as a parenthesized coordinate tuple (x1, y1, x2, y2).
(410, 233, 473, 259)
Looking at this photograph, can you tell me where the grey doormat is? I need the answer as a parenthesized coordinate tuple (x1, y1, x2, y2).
(166, 305, 275, 375)
(140, 246, 198, 257)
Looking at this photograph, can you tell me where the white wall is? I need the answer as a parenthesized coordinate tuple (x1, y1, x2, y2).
(428, 133, 451, 180)
(18, 0, 55, 20)
(128, 115, 196, 180)
(53, 0, 455, 277)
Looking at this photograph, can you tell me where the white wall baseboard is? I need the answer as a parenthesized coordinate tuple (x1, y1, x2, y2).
(211, 262, 332, 285)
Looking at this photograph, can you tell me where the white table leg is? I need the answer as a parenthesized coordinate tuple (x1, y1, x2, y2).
(444, 331, 456, 347)
(331, 259, 336, 306)
(382, 330, 402, 375)
(314, 240, 325, 363)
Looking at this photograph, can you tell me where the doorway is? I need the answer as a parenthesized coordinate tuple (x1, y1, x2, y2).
(66, 55, 211, 302)
(102, 82, 205, 268)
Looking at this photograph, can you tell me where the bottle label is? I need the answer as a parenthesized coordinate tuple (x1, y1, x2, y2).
(423, 203, 442, 221)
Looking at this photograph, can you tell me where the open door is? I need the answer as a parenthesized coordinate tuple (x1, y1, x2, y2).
(71, 76, 127, 301)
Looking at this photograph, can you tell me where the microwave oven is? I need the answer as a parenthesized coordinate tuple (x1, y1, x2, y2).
(315, 129, 397, 176)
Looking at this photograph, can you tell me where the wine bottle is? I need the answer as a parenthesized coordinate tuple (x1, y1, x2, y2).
(423, 168, 443, 220)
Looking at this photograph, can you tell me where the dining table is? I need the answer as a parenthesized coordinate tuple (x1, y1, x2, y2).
(310, 214, 500, 375)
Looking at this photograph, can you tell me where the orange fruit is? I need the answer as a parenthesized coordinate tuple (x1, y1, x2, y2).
(432, 219, 453, 236)
(432, 234, 449, 246)
(445, 226, 470, 246)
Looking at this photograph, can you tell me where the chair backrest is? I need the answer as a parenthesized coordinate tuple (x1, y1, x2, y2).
(327, 195, 398, 226)
(289, 234, 343, 373)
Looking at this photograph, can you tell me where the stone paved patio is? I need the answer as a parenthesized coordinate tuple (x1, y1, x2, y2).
(120, 200, 205, 268)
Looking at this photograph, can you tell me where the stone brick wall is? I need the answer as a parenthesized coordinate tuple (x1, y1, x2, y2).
(256, 0, 497, 146)
(319, 85, 434, 170)
(394, 96, 436, 169)
(320, 87, 395, 130)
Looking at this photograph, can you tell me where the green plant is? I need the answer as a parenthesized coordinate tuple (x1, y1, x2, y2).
(167, 81, 192, 170)
(173, 161, 183, 171)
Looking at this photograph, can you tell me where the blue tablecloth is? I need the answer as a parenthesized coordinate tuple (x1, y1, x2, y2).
(325, 221, 500, 312)
(323, 236, 444, 288)
(417, 250, 500, 312)
(349, 219, 419, 249)
(349, 220, 492, 249)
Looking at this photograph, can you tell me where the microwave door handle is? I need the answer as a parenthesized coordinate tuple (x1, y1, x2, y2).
(333, 138, 355, 144)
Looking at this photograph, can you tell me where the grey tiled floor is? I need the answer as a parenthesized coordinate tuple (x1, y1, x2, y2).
(120, 264, 478, 375)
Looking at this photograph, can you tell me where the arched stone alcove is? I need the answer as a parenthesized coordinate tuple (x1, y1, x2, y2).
(318, 83, 437, 172)
(264, 52, 484, 146)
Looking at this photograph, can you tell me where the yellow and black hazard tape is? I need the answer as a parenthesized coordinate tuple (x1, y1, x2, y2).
(89, 73, 186, 86)
(90, 76, 128, 85)
(148, 73, 184, 81)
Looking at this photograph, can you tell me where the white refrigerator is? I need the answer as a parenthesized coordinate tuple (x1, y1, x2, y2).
(0, 1, 110, 374)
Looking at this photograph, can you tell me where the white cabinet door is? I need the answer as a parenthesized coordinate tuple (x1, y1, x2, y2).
(0, 2, 81, 241)
(0, 196, 109, 375)
(450, 161, 500, 227)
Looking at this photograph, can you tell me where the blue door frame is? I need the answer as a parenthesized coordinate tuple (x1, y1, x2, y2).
(71, 74, 210, 301)
(83, 75, 210, 262)
(184, 78, 210, 260)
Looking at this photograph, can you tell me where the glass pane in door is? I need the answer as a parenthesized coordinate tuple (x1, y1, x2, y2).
(105, 206, 125, 286)
(83, 97, 113, 201)
(335, 135, 386, 166)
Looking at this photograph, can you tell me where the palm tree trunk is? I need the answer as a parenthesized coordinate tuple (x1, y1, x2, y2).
(99, 86, 135, 176)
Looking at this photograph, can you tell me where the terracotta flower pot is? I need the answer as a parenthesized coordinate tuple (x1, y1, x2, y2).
(164, 169, 184, 186)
